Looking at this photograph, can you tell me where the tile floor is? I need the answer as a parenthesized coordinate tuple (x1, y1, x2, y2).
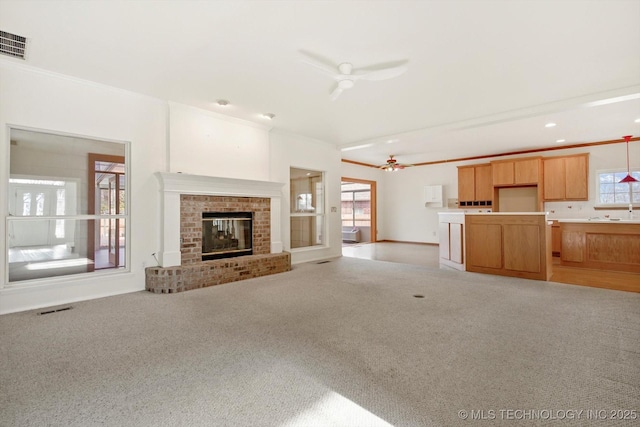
(342, 241, 440, 268)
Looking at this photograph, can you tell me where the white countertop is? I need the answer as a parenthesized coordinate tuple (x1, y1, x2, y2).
(557, 218, 640, 224)
(463, 212, 547, 216)
(438, 211, 548, 215)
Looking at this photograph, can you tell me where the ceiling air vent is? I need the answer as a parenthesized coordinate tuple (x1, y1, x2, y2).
(0, 30, 27, 59)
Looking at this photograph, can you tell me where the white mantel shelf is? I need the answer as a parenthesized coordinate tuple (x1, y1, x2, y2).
(155, 172, 286, 267)
(156, 172, 284, 198)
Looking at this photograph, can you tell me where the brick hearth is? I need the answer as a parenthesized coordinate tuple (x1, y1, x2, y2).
(146, 194, 290, 293)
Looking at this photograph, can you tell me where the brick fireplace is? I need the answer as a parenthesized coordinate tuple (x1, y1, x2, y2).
(145, 173, 290, 293)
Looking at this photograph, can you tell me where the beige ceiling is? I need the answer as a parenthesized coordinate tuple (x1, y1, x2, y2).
(2, 0, 639, 166)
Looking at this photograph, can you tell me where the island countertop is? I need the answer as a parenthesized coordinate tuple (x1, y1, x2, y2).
(557, 218, 640, 224)
(464, 212, 548, 216)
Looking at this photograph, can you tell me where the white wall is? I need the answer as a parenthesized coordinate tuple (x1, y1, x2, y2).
(270, 130, 342, 264)
(381, 163, 460, 243)
(0, 61, 343, 313)
(0, 61, 167, 314)
(340, 143, 634, 244)
(168, 103, 270, 180)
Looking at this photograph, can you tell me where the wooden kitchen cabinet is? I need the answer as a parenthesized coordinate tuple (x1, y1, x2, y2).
(565, 155, 589, 199)
(492, 161, 514, 186)
(560, 221, 640, 274)
(475, 164, 493, 201)
(458, 166, 476, 202)
(543, 154, 588, 201)
(515, 158, 541, 184)
(457, 163, 492, 207)
(465, 213, 552, 281)
(491, 157, 541, 186)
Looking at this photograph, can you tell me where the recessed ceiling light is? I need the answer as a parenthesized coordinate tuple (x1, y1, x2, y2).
(635, 118, 640, 123)
(262, 113, 275, 120)
(545, 122, 557, 128)
(556, 139, 566, 143)
(216, 99, 230, 106)
(386, 139, 399, 144)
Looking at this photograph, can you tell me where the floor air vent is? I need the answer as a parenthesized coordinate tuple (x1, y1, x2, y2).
(316, 260, 331, 264)
(0, 30, 27, 59)
(38, 306, 73, 315)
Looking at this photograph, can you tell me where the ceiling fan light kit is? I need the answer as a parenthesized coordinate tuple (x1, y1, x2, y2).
(378, 155, 413, 172)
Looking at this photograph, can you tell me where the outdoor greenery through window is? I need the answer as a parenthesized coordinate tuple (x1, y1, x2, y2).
(597, 170, 640, 206)
(7, 128, 128, 283)
(290, 167, 324, 249)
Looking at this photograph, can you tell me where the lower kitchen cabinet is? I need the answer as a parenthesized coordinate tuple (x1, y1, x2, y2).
(465, 213, 551, 280)
(437, 212, 465, 271)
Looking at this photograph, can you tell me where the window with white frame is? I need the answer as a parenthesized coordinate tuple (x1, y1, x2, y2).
(6, 128, 129, 283)
(596, 169, 640, 207)
(290, 167, 324, 249)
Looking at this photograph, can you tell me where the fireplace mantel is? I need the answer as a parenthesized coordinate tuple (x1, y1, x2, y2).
(156, 172, 285, 267)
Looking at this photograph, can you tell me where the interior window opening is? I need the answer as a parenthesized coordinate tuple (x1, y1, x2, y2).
(290, 167, 325, 249)
(6, 128, 128, 283)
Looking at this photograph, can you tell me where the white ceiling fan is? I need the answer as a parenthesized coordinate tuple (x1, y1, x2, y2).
(300, 52, 408, 101)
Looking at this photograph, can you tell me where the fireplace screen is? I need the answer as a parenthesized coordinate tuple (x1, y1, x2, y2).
(202, 212, 253, 260)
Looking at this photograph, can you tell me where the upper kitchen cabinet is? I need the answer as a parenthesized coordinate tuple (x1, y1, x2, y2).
(543, 154, 589, 201)
(491, 157, 542, 186)
(458, 163, 492, 207)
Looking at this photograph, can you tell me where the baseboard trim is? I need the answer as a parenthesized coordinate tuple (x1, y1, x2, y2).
(377, 240, 438, 246)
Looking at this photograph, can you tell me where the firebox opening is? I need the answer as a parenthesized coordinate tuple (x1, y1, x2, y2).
(202, 212, 253, 260)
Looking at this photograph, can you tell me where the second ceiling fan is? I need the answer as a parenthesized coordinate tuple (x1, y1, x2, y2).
(377, 155, 413, 172)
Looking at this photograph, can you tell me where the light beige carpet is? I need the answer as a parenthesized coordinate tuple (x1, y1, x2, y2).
(1, 257, 639, 426)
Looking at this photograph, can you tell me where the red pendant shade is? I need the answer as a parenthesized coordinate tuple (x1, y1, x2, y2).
(619, 135, 638, 183)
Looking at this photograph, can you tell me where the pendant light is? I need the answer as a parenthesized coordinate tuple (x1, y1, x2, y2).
(619, 135, 638, 183)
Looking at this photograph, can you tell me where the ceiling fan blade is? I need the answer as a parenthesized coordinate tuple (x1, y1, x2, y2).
(299, 51, 339, 78)
(330, 85, 344, 101)
(354, 64, 408, 81)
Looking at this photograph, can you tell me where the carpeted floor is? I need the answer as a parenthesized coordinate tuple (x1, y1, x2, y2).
(1, 257, 639, 426)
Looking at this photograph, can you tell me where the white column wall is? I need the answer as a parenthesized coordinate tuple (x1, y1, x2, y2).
(270, 130, 342, 264)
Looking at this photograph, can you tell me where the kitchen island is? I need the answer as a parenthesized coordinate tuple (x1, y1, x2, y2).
(438, 212, 640, 292)
(438, 212, 551, 280)
(558, 218, 640, 274)
(465, 213, 551, 281)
